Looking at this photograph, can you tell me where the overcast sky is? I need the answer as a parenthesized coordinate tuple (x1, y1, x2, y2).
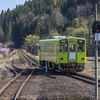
(0, 0, 30, 13)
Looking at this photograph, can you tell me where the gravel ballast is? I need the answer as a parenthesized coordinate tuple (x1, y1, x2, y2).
(19, 67, 97, 100)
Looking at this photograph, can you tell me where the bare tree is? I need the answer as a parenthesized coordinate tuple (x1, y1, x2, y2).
(76, 3, 93, 18)
(50, 8, 67, 27)
(66, 7, 76, 20)
(40, 14, 50, 25)
(40, 8, 67, 29)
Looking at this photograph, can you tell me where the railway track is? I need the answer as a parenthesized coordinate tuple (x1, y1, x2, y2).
(23, 50, 97, 85)
(67, 73, 100, 87)
(20, 49, 100, 88)
(19, 49, 38, 67)
(46, 66, 100, 87)
(0, 49, 38, 100)
(20, 49, 57, 78)
(0, 66, 36, 100)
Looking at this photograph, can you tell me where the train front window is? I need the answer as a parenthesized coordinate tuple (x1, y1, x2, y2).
(78, 40, 85, 52)
(70, 44, 75, 52)
(60, 40, 67, 52)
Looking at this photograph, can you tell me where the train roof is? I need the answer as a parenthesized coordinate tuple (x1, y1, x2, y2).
(39, 36, 85, 42)
(47, 36, 72, 39)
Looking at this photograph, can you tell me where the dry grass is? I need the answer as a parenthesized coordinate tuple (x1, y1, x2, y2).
(81, 57, 100, 78)
(0, 50, 19, 64)
(8, 50, 19, 61)
(34, 55, 39, 60)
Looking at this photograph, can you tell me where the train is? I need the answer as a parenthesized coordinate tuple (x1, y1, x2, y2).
(39, 36, 86, 73)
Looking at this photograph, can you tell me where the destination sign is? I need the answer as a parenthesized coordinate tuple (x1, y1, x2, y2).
(78, 40, 84, 43)
(60, 39, 67, 43)
(70, 38, 75, 40)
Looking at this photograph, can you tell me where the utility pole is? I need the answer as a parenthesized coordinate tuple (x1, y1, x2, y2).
(95, 4, 98, 99)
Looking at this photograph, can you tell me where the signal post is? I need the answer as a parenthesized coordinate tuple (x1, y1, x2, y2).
(91, 4, 100, 99)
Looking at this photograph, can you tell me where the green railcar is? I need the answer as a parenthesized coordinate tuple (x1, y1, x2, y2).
(39, 36, 86, 72)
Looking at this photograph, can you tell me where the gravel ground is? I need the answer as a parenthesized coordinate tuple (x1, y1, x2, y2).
(0, 59, 14, 89)
(0, 50, 100, 100)
(18, 66, 99, 100)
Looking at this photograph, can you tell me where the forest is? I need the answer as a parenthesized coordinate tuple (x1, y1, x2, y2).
(0, 0, 100, 55)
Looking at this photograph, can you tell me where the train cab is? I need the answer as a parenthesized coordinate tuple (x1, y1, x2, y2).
(58, 37, 86, 72)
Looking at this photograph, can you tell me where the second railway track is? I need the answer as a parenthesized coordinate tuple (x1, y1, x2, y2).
(0, 66, 36, 100)
(0, 49, 38, 100)
(67, 73, 100, 87)
(46, 66, 100, 87)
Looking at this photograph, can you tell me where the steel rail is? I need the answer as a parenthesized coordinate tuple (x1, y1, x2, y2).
(75, 73, 100, 82)
(5, 65, 17, 77)
(14, 67, 36, 100)
(19, 49, 38, 67)
(20, 49, 38, 65)
(11, 64, 22, 70)
(0, 67, 29, 95)
(44, 73, 56, 79)
(66, 73, 100, 87)
(19, 49, 31, 63)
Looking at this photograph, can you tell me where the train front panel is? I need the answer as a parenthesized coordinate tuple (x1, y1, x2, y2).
(58, 37, 86, 71)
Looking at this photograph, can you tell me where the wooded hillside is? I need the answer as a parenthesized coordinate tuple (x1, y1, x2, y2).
(0, 0, 100, 55)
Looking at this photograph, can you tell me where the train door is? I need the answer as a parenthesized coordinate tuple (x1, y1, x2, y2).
(69, 43, 76, 61)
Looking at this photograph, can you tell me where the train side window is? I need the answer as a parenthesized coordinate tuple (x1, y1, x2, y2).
(41, 44, 43, 52)
(44, 43, 46, 52)
(60, 42, 67, 52)
(50, 43, 51, 53)
(53, 43, 54, 53)
(51, 43, 52, 53)
(48, 43, 50, 53)
(78, 40, 85, 52)
(46, 43, 49, 53)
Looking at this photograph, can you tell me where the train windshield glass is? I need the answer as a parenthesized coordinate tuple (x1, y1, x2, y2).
(60, 40, 67, 52)
(70, 44, 76, 52)
(78, 40, 85, 52)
